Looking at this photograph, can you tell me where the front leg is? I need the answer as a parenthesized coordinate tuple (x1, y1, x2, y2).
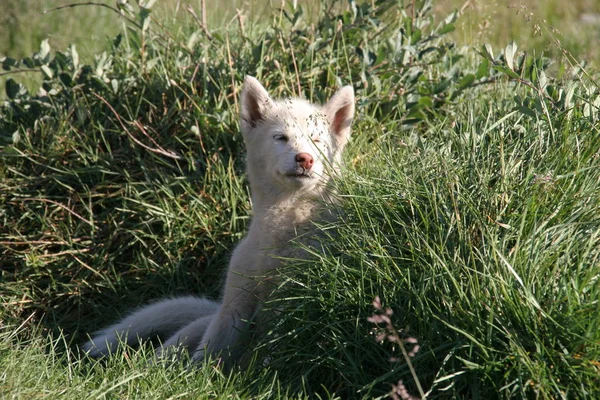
(192, 282, 257, 366)
(193, 236, 277, 367)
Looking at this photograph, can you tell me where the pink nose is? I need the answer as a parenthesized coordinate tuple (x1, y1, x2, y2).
(295, 153, 314, 170)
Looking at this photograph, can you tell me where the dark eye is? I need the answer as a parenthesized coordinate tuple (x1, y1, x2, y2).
(274, 134, 289, 142)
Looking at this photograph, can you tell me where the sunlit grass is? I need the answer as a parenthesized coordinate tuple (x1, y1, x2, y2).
(437, 0, 600, 65)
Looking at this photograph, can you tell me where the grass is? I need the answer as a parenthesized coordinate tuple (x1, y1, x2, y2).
(1, 322, 285, 399)
(437, 0, 600, 64)
(1, 0, 600, 398)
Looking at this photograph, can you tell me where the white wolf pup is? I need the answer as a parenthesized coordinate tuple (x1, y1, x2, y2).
(82, 76, 355, 366)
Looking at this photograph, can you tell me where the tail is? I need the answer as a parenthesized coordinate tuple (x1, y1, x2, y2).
(82, 296, 220, 358)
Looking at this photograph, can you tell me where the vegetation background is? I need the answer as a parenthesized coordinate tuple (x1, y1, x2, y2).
(3, 1, 600, 71)
(1, 0, 599, 398)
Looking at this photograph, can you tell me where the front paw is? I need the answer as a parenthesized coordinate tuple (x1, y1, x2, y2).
(190, 346, 207, 364)
(154, 344, 187, 363)
(191, 346, 230, 370)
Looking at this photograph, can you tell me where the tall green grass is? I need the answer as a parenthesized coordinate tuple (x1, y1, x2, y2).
(1, 0, 599, 398)
(261, 80, 600, 396)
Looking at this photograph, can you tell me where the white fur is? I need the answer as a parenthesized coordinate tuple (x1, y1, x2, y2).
(82, 76, 355, 366)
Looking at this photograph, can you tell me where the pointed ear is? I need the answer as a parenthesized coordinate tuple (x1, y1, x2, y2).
(322, 86, 355, 149)
(240, 76, 273, 133)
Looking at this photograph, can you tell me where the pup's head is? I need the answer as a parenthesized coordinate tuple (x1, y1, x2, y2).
(240, 76, 355, 198)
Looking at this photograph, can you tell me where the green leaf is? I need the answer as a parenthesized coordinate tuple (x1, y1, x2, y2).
(59, 72, 73, 87)
(12, 130, 21, 144)
(22, 57, 35, 68)
(504, 41, 517, 71)
(538, 70, 547, 89)
(417, 96, 433, 108)
(564, 82, 576, 108)
(142, 17, 151, 32)
(139, 0, 157, 8)
(530, 63, 538, 83)
(187, 31, 200, 49)
(438, 23, 455, 35)
(493, 65, 519, 79)
(113, 33, 123, 49)
(41, 65, 54, 79)
(406, 109, 427, 122)
(410, 28, 422, 45)
(434, 78, 452, 94)
(482, 43, 494, 62)
(5, 78, 20, 99)
(1, 57, 18, 71)
(457, 74, 476, 91)
(517, 105, 536, 118)
(444, 10, 458, 24)
(140, 6, 152, 20)
(292, 6, 304, 25)
(40, 39, 51, 61)
(70, 45, 79, 69)
(476, 59, 489, 79)
(546, 85, 558, 101)
(117, 0, 134, 15)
